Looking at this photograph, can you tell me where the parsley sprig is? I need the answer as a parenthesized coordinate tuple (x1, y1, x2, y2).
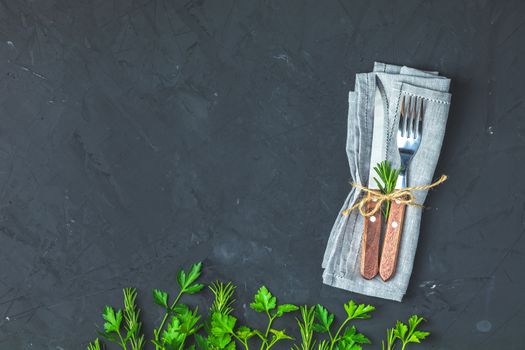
(312, 302, 374, 350)
(250, 286, 298, 350)
(382, 315, 429, 350)
(152, 262, 205, 350)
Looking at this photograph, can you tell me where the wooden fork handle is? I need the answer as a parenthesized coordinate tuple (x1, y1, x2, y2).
(379, 201, 406, 281)
(360, 201, 381, 279)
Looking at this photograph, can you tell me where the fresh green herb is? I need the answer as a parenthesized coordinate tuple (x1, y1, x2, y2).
(200, 284, 297, 350)
(209, 281, 236, 315)
(123, 288, 145, 350)
(152, 262, 204, 350)
(249, 286, 298, 350)
(312, 301, 373, 350)
(97, 288, 145, 350)
(87, 338, 103, 350)
(195, 280, 241, 350)
(294, 306, 316, 350)
(373, 161, 401, 219)
(381, 328, 396, 350)
(88, 262, 431, 350)
(381, 315, 429, 350)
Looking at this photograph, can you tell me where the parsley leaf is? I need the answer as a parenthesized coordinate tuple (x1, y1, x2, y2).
(153, 289, 169, 308)
(162, 317, 185, 348)
(211, 312, 237, 337)
(250, 286, 276, 312)
(269, 329, 293, 341)
(236, 326, 257, 341)
(177, 262, 204, 292)
(313, 304, 334, 333)
(394, 321, 408, 340)
(343, 301, 375, 320)
(276, 304, 299, 317)
(102, 306, 122, 334)
(340, 326, 370, 345)
(178, 307, 203, 335)
(209, 312, 237, 349)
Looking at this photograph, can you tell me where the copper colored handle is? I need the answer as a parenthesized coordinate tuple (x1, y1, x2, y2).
(379, 201, 406, 281)
(360, 201, 381, 279)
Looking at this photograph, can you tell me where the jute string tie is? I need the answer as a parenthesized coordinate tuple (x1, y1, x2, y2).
(342, 175, 448, 217)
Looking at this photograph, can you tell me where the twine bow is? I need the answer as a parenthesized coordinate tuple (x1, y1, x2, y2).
(342, 175, 448, 217)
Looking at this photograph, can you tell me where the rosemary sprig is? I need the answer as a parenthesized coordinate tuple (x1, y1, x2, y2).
(123, 288, 145, 350)
(209, 281, 236, 315)
(373, 161, 401, 220)
(293, 306, 316, 350)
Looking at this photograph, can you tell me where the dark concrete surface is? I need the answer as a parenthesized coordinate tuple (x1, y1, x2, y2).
(1, 0, 524, 349)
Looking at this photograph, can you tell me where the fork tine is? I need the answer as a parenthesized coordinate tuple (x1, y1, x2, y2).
(405, 96, 411, 137)
(401, 95, 409, 137)
(414, 97, 420, 138)
(399, 95, 406, 137)
(416, 98, 423, 139)
(409, 96, 416, 139)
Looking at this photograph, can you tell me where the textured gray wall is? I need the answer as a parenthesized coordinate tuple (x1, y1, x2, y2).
(0, 0, 524, 349)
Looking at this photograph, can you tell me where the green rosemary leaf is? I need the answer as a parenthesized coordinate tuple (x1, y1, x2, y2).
(209, 281, 236, 315)
(86, 338, 102, 350)
(373, 177, 386, 193)
(294, 306, 316, 350)
(373, 161, 401, 220)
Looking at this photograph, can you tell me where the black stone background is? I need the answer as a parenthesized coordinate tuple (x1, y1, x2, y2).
(1, 0, 524, 349)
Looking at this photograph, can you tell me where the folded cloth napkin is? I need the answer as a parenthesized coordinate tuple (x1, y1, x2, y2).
(322, 62, 451, 302)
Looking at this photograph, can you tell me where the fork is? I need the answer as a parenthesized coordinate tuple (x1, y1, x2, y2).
(379, 95, 423, 281)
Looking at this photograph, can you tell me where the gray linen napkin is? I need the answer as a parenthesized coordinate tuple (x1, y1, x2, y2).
(322, 62, 451, 302)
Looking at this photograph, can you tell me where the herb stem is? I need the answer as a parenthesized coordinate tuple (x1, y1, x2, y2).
(329, 317, 351, 350)
(155, 289, 184, 345)
(118, 332, 128, 350)
(266, 337, 278, 350)
(260, 311, 275, 350)
(232, 332, 250, 350)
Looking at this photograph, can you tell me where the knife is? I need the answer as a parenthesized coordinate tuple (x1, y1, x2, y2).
(360, 79, 387, 280)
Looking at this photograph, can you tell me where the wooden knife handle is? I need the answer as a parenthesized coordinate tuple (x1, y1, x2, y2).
(379, 201, 406, 281)
(360, 201, 381, 279)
